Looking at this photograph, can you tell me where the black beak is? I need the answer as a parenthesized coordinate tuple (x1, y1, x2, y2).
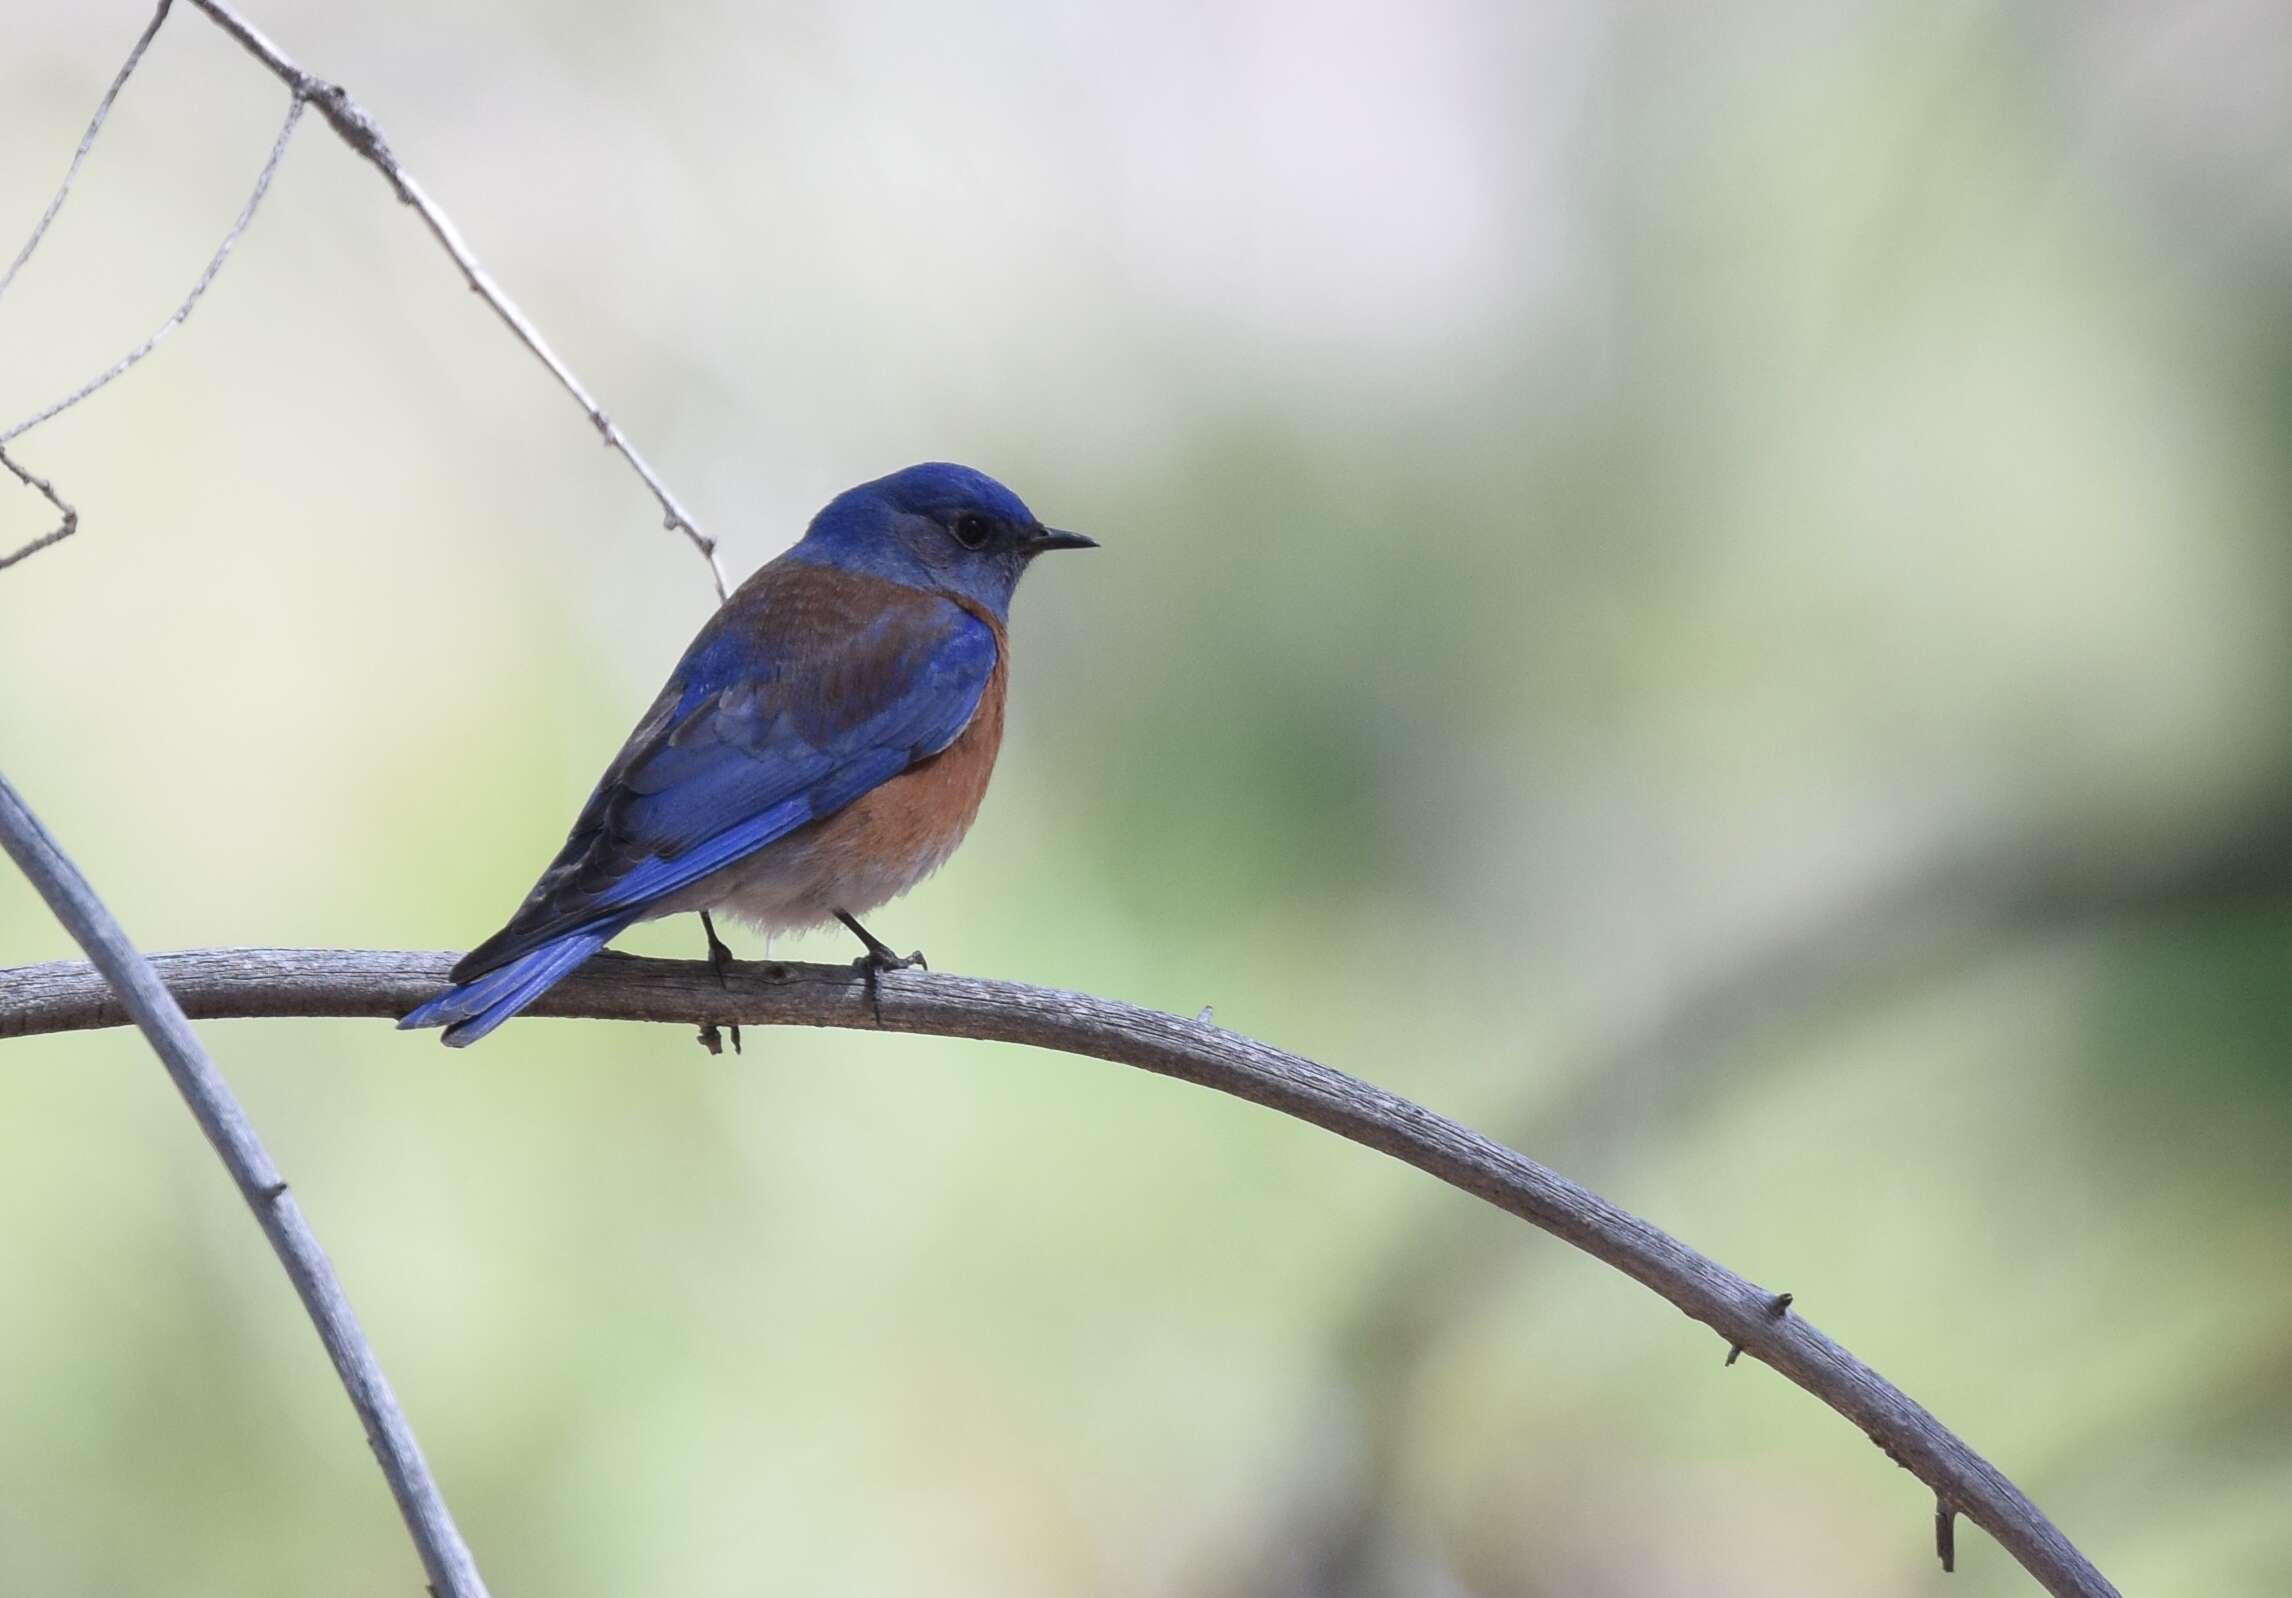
(1023, 526, 1098, 555)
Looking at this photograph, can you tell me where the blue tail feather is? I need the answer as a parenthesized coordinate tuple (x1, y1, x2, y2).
(399, 923, 622, 1047)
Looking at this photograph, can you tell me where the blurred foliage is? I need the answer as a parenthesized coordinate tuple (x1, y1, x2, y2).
(4, 1, 2291, 1594)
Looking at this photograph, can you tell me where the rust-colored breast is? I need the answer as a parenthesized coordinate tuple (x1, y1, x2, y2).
(785, 601, 1009, 910)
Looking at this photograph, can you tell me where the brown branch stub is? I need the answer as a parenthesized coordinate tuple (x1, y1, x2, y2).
(181, 0, 731, 602)
(1, 945, 2123, 1598)
(1940, 1496, 1961, 1574)
(306, 82, 406, 185)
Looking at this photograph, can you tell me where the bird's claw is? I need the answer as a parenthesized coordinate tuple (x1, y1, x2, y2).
(696, 912, 741, 1053)
(694, 1020, 742, 1054)
(833, 911, 925, 1024)
(850, 945, 925, 1026)
(701, 911, 738, 981)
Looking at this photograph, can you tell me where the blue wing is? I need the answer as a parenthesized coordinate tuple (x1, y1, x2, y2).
(401, 563, 997, 1043)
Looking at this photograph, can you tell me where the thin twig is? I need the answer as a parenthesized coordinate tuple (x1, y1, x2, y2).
(0, 0, 172, 574)
(0, 445, 80, 571)
(179, 0, 731, 601)
(2, 945, 2122, 1598)
(1, 96, 305, 447)
(0, 0, 175, 306)
(0, 806, 490, 1598)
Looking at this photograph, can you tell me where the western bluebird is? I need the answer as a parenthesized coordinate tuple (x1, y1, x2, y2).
(399, 462, 1094, 1046)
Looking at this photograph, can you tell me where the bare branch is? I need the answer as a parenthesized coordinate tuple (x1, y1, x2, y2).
(1242, 805, 2292, 1595)
(1, 97, 305, 448)
(2, 0, 728, 595)
(179, 0, 731, 601)
(2, 944, 2122, 1598)
(0, 0, 170, 573)
(0, 800, 490, 1598)
(0, 445, 80, 571)
(0, 0, 174, 306)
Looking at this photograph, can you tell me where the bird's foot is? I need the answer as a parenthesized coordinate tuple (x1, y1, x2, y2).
(836, 910, 926, 1024)
(698, 911, 741, 1055)
(836, 910, 927, 973)
(856, 944, 928, 975)
(850, 953, 925, 1027)
(700, 911, 739, 981)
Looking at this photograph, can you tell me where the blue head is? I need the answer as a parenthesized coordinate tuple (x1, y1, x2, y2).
(788, 463, 1095, 619)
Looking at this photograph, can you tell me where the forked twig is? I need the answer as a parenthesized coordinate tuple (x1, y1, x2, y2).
(0, 445, 79, 571)
(2, 0, 727, 599)
(1, 96, 306, 447)
(1, 11, 297, 573)
(180, 0, 731, 600)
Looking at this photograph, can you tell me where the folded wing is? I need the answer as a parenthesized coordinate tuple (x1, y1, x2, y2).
(450, 564, 998, 984)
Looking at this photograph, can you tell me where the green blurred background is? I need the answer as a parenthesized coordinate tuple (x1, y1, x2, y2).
(5, 2, 2290, 1593)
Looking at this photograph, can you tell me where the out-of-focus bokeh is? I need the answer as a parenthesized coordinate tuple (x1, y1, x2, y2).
(5, 1, 2289, 1592)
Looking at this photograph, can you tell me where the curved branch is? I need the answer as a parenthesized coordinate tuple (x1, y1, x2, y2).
(3, 945, 2119, 1598)
(1269, 803, 2292, 1591)
(0, 806, 490, 1598)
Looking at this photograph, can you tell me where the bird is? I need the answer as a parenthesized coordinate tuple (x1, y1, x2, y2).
(399, 462, 1094, 1047)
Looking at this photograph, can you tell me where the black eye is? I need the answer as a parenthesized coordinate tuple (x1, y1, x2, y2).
(951, 512, 993, 550)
